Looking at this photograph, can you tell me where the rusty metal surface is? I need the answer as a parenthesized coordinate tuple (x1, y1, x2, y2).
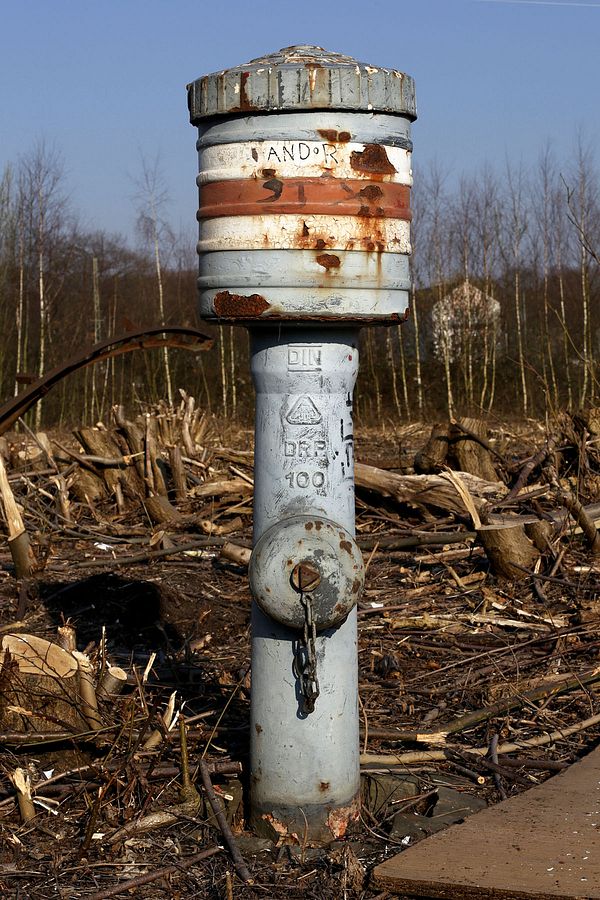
(197, 213, 411, 253)
(250, 792, 361, 843)
(0, 328, 213, 436)
(188, 45, 416, 121)
(249, 515, 364, 630)
(193, 99, 414, 323)
(374, 744, 600, 899)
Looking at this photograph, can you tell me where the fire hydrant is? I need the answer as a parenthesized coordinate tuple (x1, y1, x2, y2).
(187, 45, 416, 841)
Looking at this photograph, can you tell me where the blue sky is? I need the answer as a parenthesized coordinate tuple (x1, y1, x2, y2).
(1, 0, 598, 244)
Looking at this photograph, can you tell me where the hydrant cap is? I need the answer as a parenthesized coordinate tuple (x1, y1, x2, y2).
(187, 45, 417, 123)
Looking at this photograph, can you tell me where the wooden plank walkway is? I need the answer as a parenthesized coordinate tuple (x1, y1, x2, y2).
(374, 746, 600, 899)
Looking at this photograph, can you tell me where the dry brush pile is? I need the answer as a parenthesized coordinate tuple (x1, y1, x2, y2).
(0, 400, 600, 897)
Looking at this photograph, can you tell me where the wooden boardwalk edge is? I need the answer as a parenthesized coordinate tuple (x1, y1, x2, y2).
(374, 745, 600, 899)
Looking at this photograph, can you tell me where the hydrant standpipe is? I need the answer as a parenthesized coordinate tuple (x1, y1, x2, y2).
(187, 45, 416, 841)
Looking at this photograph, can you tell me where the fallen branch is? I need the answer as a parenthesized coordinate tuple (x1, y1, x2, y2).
(198, 758, 252, 884)
(363, 666, 600, 745)
(85, 845, 222, 900)
(360, 711, 600, 766)
(0, 328, 213, 436)
(355, 463, 504, 516)
(67, 537, 232, 570)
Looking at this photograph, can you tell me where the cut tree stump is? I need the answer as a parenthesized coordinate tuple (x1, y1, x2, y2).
(449, 417, 500, 483)
(449, 417, 539, 580)
(414, 423, 450, 474)
(374, 743, 600, 899)
(0, 634, 88, 734)
(0, 454, 37, 578)
(74, 427, 144, 501)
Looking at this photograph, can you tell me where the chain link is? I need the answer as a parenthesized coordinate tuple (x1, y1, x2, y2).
(292, 590, 320, 714)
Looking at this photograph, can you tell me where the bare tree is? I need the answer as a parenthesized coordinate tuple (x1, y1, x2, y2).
(18, 143, 71, 428)
(472, 165, 500, 411)
(501, 160, 529, 417)
(134, 154, 175, 406)
(564, 137, 600, 406)
(417, 162, 453, 414)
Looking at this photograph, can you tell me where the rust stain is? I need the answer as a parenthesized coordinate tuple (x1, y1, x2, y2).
(262, 813, 291, 838)
(319, 781, 331, 793)
(360, 184, 384, 201)
(261, 168, 276, 178)
(327, 796, 361, 839)
(239, 71, 255, 111)
(255, 723, 263, 734)
(213, 291, 270, 318)
(315, 253, 340, 270)
(304, 522, 314, 531)
(305, 61, 324, 95)
(352, 577, 362, 595)
(350, 144, 397, 176)
(340, 539, 353, 555)
(251, 148, 258, 162)
(318, 129, 351, 143)
(358, 204, 385, 218)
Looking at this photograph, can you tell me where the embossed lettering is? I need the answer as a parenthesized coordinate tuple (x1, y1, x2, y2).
(284, 439, 327, 458)
(287, 345, 322, 372)
(284, 471, 327, 491)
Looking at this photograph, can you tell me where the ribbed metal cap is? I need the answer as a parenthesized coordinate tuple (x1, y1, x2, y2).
(188, 45, 416, 122)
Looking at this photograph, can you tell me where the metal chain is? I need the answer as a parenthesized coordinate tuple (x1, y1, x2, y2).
(292, 590, 320, 714)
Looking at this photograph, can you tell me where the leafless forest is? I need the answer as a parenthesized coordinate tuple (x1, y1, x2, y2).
(3, 139, 600, 897)
(0, 140, 598, 426)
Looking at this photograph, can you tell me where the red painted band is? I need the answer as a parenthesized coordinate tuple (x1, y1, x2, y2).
(198, 178, 411, 220)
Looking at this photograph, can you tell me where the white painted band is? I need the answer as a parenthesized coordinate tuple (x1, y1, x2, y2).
(197, 141, 412, 185)
(198, 215, 411, 253)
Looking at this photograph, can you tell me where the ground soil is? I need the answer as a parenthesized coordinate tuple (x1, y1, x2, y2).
(1, 420, 599, 899)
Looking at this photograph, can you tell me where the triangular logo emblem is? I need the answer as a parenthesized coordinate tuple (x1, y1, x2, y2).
(286, 397, 322, 425)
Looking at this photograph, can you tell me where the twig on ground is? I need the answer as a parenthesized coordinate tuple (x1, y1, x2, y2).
(85, 845, 222, 900)
(198, 759, 252, 884)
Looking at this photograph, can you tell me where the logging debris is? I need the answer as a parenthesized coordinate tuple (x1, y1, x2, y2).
(0, 406, 599, 896)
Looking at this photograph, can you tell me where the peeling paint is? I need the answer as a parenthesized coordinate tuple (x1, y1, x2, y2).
(213, 291, 271, 318)
(316, 253, 341, 270)
(350, 143, 397, 176)
(327, 796, 361, 839)
(318, 129, 352, 143)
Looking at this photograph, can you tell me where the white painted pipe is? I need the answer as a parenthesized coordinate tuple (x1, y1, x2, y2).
(249, 326, 361, 841)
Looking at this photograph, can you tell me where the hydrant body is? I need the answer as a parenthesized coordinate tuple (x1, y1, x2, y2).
(188, 45, 416, 840)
